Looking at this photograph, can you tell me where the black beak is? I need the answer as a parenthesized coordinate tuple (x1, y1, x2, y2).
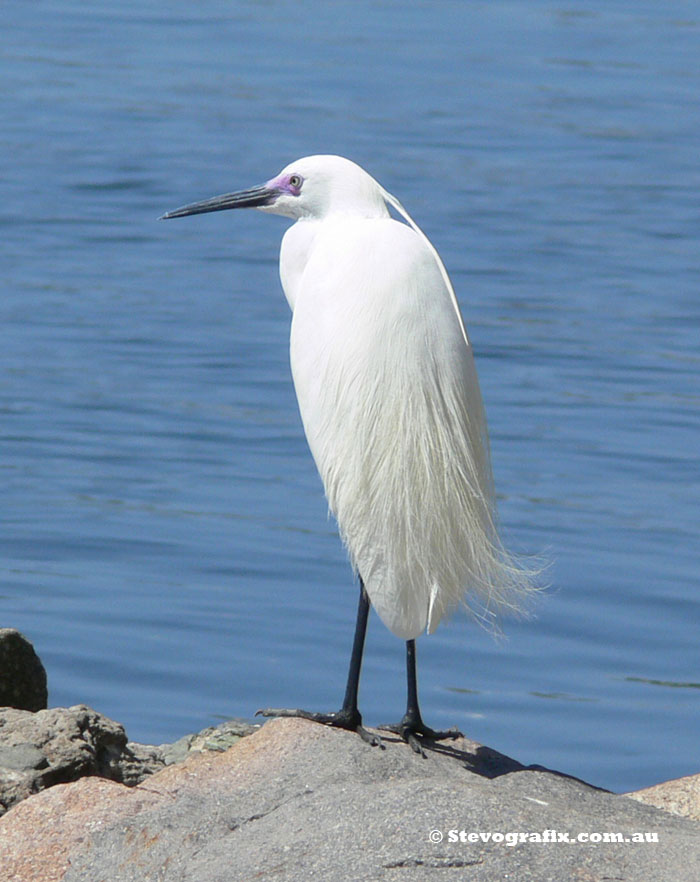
(159, 185, 277, 220)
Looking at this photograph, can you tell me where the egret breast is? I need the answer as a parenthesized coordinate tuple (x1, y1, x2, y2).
(279, 220, 320, 311)
(287, 217, 507, 640)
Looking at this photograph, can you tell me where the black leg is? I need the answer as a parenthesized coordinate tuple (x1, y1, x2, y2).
(340, 579, 371, 716)
(257, 580, 382, 747)
(405, 639, 422, 722)
(379, 639, 462, 756)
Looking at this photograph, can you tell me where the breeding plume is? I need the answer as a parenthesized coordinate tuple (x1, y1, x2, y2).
(162, 155, 536, 752)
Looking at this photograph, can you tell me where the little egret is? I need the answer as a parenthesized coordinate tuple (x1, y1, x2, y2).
(162, 155, 537, 753)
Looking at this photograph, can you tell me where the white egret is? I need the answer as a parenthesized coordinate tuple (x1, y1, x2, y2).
(162, 155, 537, 753)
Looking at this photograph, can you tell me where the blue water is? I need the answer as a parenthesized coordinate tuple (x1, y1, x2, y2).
(2, 1, 698, 794)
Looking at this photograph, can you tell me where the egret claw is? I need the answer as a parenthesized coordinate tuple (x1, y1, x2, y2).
(377, 719, 463, 755)
(255, 707, 384, 748)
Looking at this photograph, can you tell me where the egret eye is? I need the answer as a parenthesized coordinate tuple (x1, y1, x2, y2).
(289, 174, 303, 190)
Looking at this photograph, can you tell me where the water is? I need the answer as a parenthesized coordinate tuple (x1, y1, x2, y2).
(2, 1, 698, 794)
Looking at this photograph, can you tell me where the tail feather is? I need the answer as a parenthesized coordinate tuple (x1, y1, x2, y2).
(319, 334, 540, 640)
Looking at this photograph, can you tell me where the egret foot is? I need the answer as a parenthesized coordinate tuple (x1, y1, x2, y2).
(379, 714, 462, 757)
(256, 707, 384, 748)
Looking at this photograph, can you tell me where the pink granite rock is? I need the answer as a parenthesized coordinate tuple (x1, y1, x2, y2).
(0, 776, 162, 882)
(0, 718, 697, 882)
(627, 772, 700, 821)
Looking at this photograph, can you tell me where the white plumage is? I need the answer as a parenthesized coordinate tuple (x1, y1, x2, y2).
(270, 155, 534, 639)
(162, 154, 537, 746)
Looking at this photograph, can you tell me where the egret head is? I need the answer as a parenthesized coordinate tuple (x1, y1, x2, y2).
(161, 155, 390, 222)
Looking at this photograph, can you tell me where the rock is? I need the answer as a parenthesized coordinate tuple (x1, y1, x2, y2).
(0, 718, 697, 882)
(627, 772, 700, 821)
(158, 717, 259, 766)
(126, 718, 260, 779)
(0, 743, 48, 772)
(0, 705, 128, 814)
(0, 777, 162, 882)
(122, 718, 259, 783)
(0, 629, 48, 711)
(0, 707, 262, 814)
(117, 741, 166, 787)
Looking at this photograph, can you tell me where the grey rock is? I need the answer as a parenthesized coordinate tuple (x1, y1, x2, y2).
(117, 741, 166, 787)
(0, 743, 48, 772)
(0, 706, 260, 814)
(0, 629, 48, 711)
(121, 719, 260, 785)
(8, 717, 692, 882)
(0, 704, 128, 814)
(159, 717, 260, 766)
